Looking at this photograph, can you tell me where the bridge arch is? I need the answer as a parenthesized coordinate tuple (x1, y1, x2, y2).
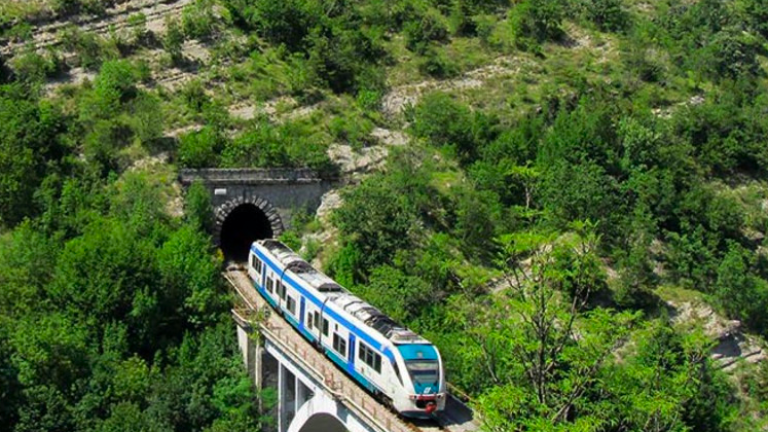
(215, 193, 283, 261)
(287, 391, 367, 432)
(296, 414, 346, 432)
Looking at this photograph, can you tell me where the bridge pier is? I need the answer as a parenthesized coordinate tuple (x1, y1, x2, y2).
(233, 311, 381, 432)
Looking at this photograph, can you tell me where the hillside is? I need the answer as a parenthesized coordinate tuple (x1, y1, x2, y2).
(2, 0, 768, 431)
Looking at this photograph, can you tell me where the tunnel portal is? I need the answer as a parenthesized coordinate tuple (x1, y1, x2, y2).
(214, 195, 284, 262)
(220, 204, 273, 261)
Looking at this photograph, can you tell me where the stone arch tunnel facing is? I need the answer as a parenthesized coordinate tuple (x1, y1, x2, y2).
(216, 197, 283, 262)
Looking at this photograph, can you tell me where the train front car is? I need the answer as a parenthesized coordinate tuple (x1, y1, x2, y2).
(390, 333, 447, 417)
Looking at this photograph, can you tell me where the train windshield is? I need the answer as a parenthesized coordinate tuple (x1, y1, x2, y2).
(397, 344, 440, 393)
(406, 360, 439, 387)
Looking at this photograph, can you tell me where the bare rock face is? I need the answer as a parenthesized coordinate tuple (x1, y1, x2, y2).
(327, 144, 389, 178)
(371, 127, 409, 147)
(316, 189, 343, 225)
(303, 189, 344, 269)
(668, 300, 766, 371)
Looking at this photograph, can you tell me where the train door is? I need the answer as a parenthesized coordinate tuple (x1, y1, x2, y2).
(347, 334, 356, 374)
(299, 297, 306, 331)
(249, 252, 263, 286)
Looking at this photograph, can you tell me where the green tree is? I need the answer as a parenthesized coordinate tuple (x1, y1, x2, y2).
(404, 9, 450, 54)
(509, 0, 565, 44)
(714, 244, 768, 333)
(448, 228, 639, 428)
(179, 127, 224, 168)
(411, 92, 495, 164)
(0, 85, 65, 228)
(185, 180, 214, 232)
(585, 0, 628, 32)
(157, 225, 226, 327)
(599, 323, 737, 432)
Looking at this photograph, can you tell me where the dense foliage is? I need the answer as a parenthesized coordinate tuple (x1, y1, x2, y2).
(0, 59, 270, 430)
(3, 0, 768, 430)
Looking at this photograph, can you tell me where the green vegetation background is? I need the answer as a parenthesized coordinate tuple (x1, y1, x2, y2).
(3, 0, 768, 430)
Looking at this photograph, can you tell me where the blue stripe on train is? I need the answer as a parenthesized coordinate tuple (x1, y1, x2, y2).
(325, 349, 383, 394)
(255, 283, 279, 308)
(254, 280, 317, 342)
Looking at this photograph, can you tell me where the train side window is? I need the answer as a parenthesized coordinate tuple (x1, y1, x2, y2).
(286, 296, 296, 315)
(393, 362, 403, 385)
(266, 277, 274, 293)
(322, 319, 329, 336)
(279, 282, 287, 300)
(307, 310, 313, 329)
(313, 311, 320, 329)
(332, 333, 347, 357)
(251, 255, 262, 274)
(359, 343, 382, 374)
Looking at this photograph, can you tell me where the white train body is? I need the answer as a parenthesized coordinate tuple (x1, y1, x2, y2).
(247, 239, 447, 417)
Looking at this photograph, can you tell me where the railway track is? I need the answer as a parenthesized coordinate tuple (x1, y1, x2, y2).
(223, 266, 477, 432)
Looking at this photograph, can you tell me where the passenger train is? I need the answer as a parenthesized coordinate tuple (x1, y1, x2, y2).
(247, 239, 446, 417)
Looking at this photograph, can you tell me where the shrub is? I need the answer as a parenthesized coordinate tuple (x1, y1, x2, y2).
(81, 0, 109, 15)
(178, 127, 223, 168)
(706, 27, 760, 80)
(279, 231, 302, 251)
(509, 0, 565, 44)
(328, 113, 375, 149)
(163, 17, 185, 63)
(220, 119, 332, 171)
(746, 0, 768, 39)
(231, 0, 319, 51)
(418, 46, 460, 78)
(181, 0, 218, 40)
(411, 92, 496, 163)
(585, 0, 629, 32)
(714, 244, 768, 334)
(52, 0, 81, 15)
(10, 51, 63, 82)
(404, 10, 450, 54)
(180, 79, 210, 112)
(60, 28, 106, 70)
(127, 93, 164, 146)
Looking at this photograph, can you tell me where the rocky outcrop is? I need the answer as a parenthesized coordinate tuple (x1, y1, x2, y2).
(668, 300, 766, 371)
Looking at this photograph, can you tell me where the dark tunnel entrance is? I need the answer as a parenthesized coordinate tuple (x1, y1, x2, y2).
(219, 204, 274, 262)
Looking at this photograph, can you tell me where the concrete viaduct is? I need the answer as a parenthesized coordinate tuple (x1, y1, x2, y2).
(179, 168, 337, 260)
(224, 269, 478, 432)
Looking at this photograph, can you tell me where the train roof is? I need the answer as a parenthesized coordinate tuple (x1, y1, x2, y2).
(257, 239, 431, 345)
(260, 239, 304, 268)
(259, 239, 343, 292)
(332, 294, 429, 344)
